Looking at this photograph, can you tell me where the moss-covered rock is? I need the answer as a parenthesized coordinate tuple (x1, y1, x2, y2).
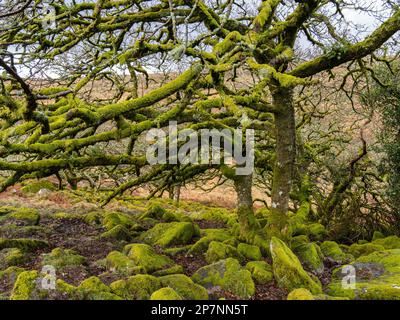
(139, 204, 166, 220)
(187, 229, 233, 255)
(372, 236, 400, 250)
(159, 274, 209, 300)
(287, 288, 314, 300)
(237, 243, 262, 261)
(287, 288, 348, 300)
(205, 241, 242, 264)
(306, 223, 327, 240)
(0, 248, 26, 268)
(270, 237, 322, 294)
(372, 231, 385, 241)
(10, 270, 44, 300)
(320, 241, 351, 263)
(348, 243, 385, 258)
(42, 248, 86, 270)
(21, 180, 57, 194)
(150, 287, 183, 300)
(124, 243, 178, 274)
(0, 238, 49, 252)
(293, 242, 324, 274)
(105, 251, 143, 275)
(139, 222, 200, 247)
(245, 261, 273, 284)
(327, 249, 400, 299)
(84, 211, 103, 225)
(192, 258, 255, 299)
(78, 276, 121, 300)
(100, 225, 132, 241)
(110, 274, 161, 300)
(0, 208, 40, 226)
(102, 211, 138, 231)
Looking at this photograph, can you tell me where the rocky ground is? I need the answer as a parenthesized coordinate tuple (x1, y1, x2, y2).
(1, 180, 400, 300)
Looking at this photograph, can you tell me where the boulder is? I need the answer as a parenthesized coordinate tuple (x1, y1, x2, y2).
(41, 248, 86, 270)
(327, 249, 400, 299)
(320, 241, 351, 263)
(245, 261, 273, 284)
(105, 251, 143, 275)
(348, 243, 385, 258)
(293, 242, 324, 274)
(270, 237, 322, 294)
(150, 287, 183, 300)
(139, 222, 200, 247)
(111, 274, 161, 300)
(205, 241, 242, 264)
(372, 236, 400, 250)
(237, 243, 262, 261)
(159, 274, 209, 300)
(187, 229, 233, 255)
(192, 258, 255, 299)
(0, 248, 26, 269)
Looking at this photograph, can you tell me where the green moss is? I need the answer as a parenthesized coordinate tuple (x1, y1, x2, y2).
(159, 274, 209, 300)
(287, 288, 315, 300)
(270, 237, 322, 294)
(372, 231, 385, 241)
(124, 243, 177, 274)
(306, 223, 327, 240)
(237, 243, 262, 261)
(42, 248, 86, 269)
(293, 242, 324, 274)
(110, 274, 161, 300)
(373, 236, 400, 249)
(205, 241, 242, 264)
(84, 211, 102, 225)
(100, 225, 132, 241)
(348, 243, 385, 258)
(4, 208, 40, 226)
(192, 258, 255, 299)
(320, 241, 351, 263)
(0, 248, 26, 268)
(164, 245, 193, 256)
(139, 222, 200, 247)
(21, 180, 57, 194)
(188, 229, 233, 255)
(150, 287, 183, 300)
(50, 212, 83, 220)
(139, 203, 166, 220)
(102, 211, 138, 231)
(10, 270, 39, 300)
(0, 238, 49, 252)
(245, 261, 273, 284)
(105, 251, 143, 275)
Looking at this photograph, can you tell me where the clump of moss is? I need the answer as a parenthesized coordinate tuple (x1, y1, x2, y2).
(287, 288, 314, 300)
(139, 222, 200, 247)
(105, 251, 142, 275)
(372, 235, 400, 249)
(10, 270, 40, 300)
(150, 287, 183, 300)
(3, 208, 40, 226)
(139, 203, 166, 220)
(270, 237, 322, 294)
(100, 225, 132, 241)
(192, 258, 255, 299)
(84, 211, 103, 225)
(187, 229, 233, 255)
(49, 212, 83, 220)
(293, 242, 324, 274)
(245, 261, 273, 284)
(78, 276, 121, 300)
(205, 241, 242, 264)
(41, 248, 86, 270)
(21, 180, 57, 194)
(110, 274, 161, 300)
(372, 231, 385, 241)
(0, 238, 49, 252)
(320, 241, 351, 263)
(159, 274, 209, 300)
(124, 243, 178, 274)
(0, 248, 26, 268)
(327, 249, 400, 299)
(237, 243, 262, 261)
(348, 243, 385, 258)
(102, 211, 138, 231)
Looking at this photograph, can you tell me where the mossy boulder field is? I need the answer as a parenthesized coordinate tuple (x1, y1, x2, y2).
(1, 192, 400, 301)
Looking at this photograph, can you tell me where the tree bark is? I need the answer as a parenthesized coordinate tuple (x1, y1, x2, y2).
(234, 173, 259, 234)
(268, 87, 296, 237)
